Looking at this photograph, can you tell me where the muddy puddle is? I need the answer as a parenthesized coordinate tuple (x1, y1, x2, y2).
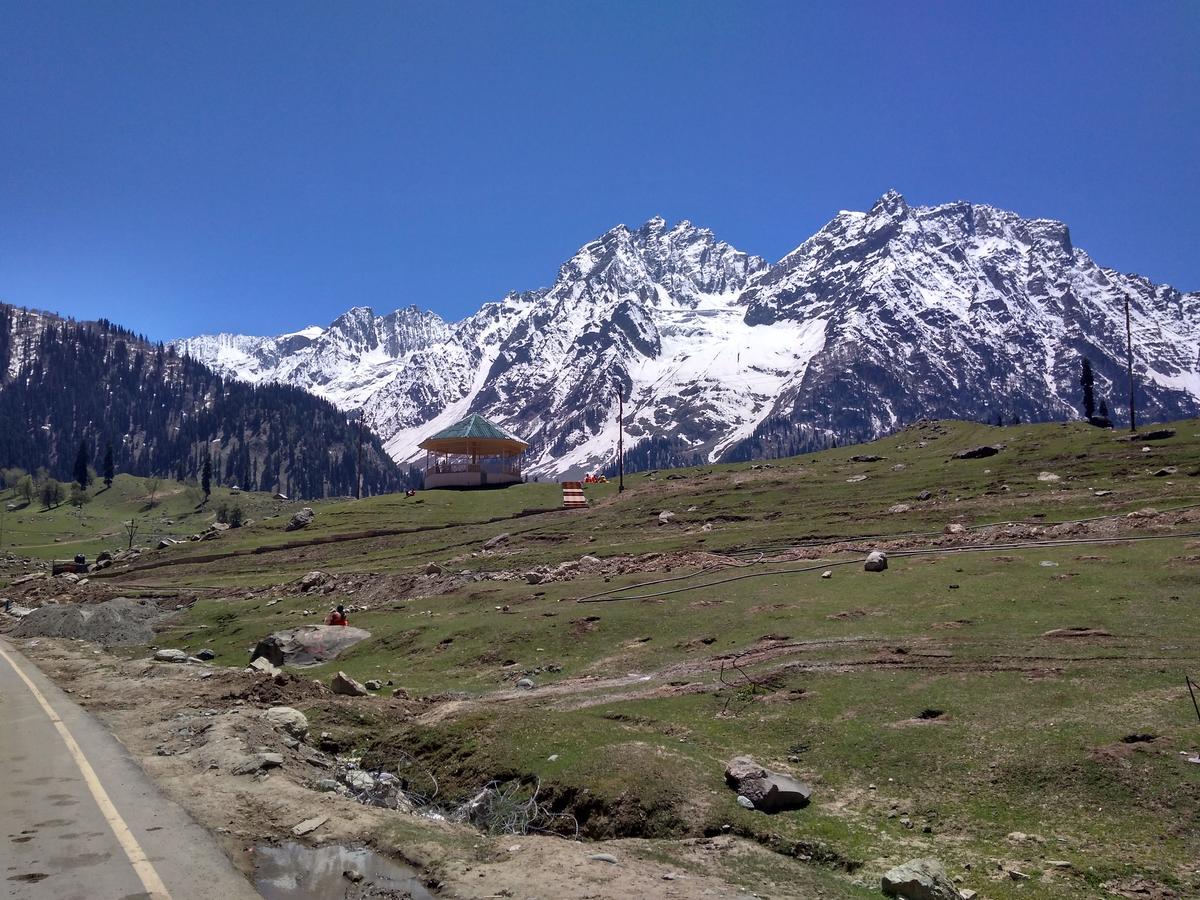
(252, 841, 435, 899)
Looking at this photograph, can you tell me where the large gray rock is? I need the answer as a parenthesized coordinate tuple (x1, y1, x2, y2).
(331, 671, 368, 697)
(881, 858, 961, 900)
(864, 550, 888, 572)
(154, 648, 189, 663)
(249, 624, 371, 668)
(740, 772, 812, 812)
(482, 532, 510, 550)
(285, 507, 315, 531)
(724, 756, 811, 813)
(265, 706, 309, 739)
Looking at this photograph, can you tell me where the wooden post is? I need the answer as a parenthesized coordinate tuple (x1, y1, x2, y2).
(1125, 293, 1136, 433)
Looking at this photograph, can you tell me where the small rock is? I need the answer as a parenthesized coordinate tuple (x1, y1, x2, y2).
(881, 858, 961, 900)
(292, 815, 329, 836)
(483, 532, 511, 550)
(864, 550, 888, 572)
(516, 677, 535, 690)
(285, 508, 315, 532)
(343, 868, 364, 883)
(298, 571, 326, 591)
(424, 562, 445, 575)
(736, 795, 754, 809)
(657, 510, 676, 526)
(1037, 471, 1060, 482)
(943, 523, 967, 535)
(821, 571, 832, 579)
(524, 571, 544, 585)
(846, 474, 868, 483)
(195, 648, 216, 661)
(231, 752, 284, 775)
(248, 658, 281, 676)
(316, 778, 340, 792)
(588, 853, 618, 864)
(917, 490, 932, 501)
(364, 679, 383, 691)
(888, 503, 912, 513)
(265, 706, 309, 739)
(330, 671, 369, 697)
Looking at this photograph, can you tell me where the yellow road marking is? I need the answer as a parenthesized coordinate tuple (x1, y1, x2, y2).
(0, 643, 173, 900)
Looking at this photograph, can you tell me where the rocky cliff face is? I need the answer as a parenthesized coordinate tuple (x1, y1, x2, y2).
(175, 193, 1200, 477)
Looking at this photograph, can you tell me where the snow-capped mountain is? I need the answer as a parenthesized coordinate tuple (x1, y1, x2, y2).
(175, 194, 1200, 477)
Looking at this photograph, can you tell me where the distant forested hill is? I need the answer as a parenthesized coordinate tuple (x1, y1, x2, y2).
(0, 303, 407, 498)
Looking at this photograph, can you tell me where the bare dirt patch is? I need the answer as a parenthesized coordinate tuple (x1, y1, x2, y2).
(14, 638, 822, 899)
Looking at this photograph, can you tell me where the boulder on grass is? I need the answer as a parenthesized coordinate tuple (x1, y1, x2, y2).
(285, 508, 315, 532)
(864, 550, 888, 572)
(154, 649, 188, 663)
(249, 625, 371, 668)
(881, 858, 961, 900)
(724, 756, 811, 813)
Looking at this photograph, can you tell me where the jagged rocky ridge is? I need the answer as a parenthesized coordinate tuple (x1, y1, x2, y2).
(0, 304, 406, 498)
(176, 194, 1200, 477)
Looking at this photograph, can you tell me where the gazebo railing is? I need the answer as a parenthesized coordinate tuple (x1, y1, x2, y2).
(424, 453, 522, 477)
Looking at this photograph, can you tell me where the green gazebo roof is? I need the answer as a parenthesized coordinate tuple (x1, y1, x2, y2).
(419, 413, 528, 452)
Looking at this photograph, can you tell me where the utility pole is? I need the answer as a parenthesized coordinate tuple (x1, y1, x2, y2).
(1124, 293, 1136, 433)
(615, 383, 624, 493)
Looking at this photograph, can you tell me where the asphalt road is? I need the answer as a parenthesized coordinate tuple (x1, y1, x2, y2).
(0, 638, 262, 900)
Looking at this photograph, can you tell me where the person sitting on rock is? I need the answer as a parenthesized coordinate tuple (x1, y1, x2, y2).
(325, 604, 348, 626)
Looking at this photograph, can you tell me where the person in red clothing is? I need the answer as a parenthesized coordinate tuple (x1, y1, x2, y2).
(325, 604, 348, 626)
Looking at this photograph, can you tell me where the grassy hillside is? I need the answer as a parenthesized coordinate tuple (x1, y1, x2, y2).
(11, 418, 1200, 898)
(0, 473, 307, 561)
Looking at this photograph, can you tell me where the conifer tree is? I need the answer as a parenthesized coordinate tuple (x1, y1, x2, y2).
(201, 453, 212, 501)
(73, 441, 91, 489)
(1099, 399, 1109, 418)
(1080, 358, 1095, 419)
(102, 443, 115, 489)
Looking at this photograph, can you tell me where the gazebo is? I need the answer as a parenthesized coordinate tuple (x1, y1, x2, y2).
(418, 413, 529, 489)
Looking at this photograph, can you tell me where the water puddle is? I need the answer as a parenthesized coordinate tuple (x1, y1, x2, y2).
(253, 841, 434, 899)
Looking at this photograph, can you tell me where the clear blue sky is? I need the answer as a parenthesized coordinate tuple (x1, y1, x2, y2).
(2, 1, 1197, 340)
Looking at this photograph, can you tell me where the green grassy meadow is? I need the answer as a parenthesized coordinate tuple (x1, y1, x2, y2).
(6, 418, 1200, 897)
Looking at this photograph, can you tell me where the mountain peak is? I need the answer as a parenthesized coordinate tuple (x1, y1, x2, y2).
(869, 189, 909, 217)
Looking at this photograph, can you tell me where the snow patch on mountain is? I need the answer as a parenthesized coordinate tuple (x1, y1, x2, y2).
(175, 195, 1200, 477)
